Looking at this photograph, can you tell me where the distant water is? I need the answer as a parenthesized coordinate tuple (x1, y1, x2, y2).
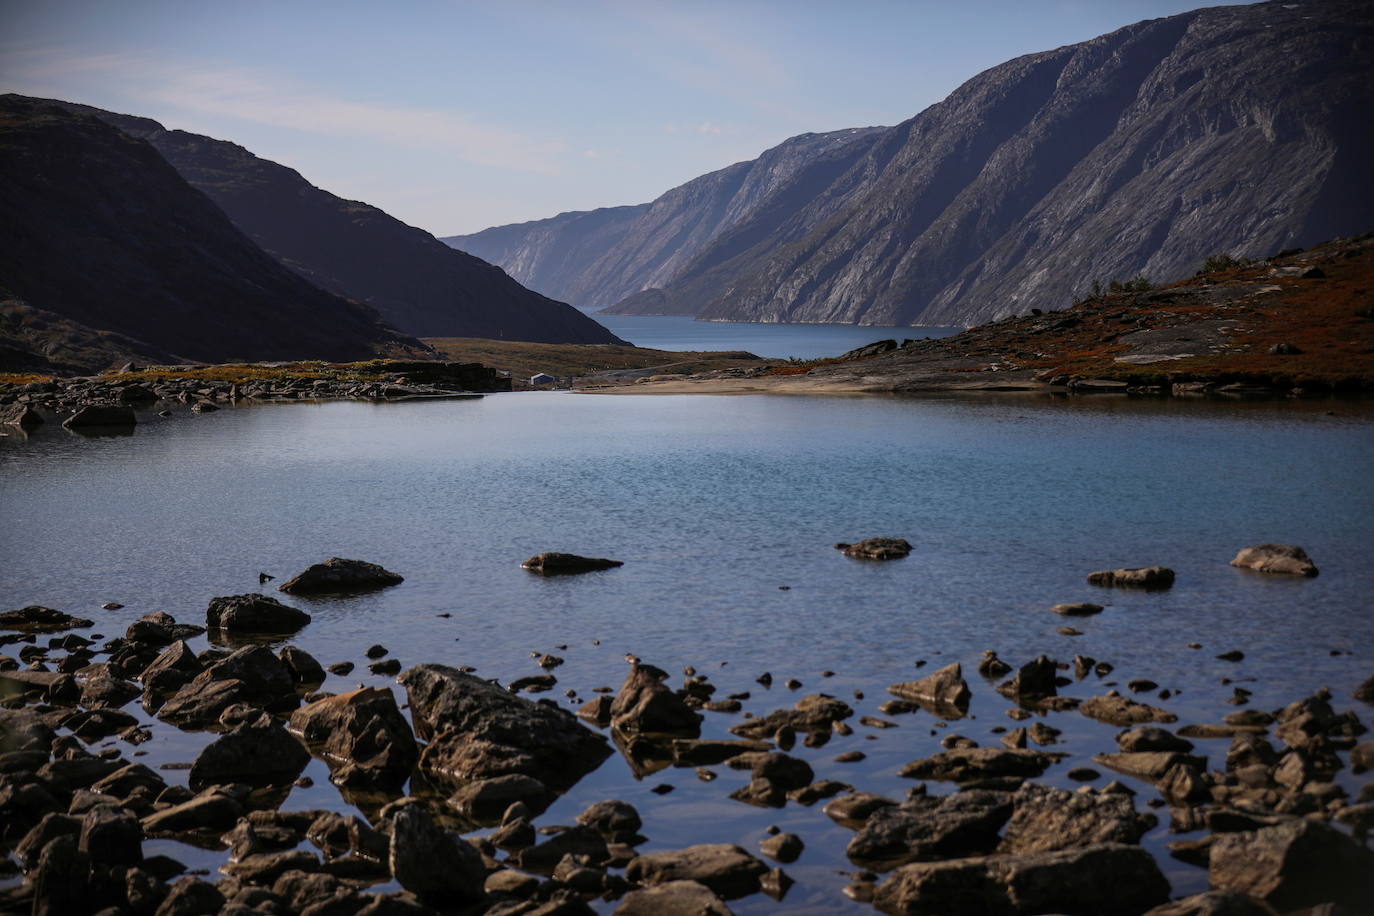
(582, 310, 959, 359)
(3, 393, 1373, 912)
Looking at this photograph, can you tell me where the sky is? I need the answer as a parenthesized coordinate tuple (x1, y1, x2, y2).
(0, 0, 1252, 236)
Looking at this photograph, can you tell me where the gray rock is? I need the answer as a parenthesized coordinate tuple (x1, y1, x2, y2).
(153, 876, 224, 916)
(823, 792, 900, 827)
(610, 662, 702, 735)
(887, 662, 972, 719)
(847, 790, 1012, 868)
(671, 738, 771, 765)
(188, 712, 309, 791)
(1087, 567, 1175, 589)
(520, 552, 623, 575)
(997, 782, 1153, 853)
(1094, 751, 1208, 781)
(511, 824, 609, 874)
(63, 405, 136, 428)
(1229, 544, 1318, 577)
(387, 803, 485, 907)
(205, 593, 310, 634)
(277, 557, 404, 595)
(625, 843, 768, 900)
(287, 686, 417, 791)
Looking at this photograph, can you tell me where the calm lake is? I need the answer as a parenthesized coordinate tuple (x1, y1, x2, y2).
(3, 392, 1373, 912)
(580, 311, 959, 359)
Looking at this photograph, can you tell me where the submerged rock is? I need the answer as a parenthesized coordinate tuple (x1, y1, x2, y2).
(0, 606, 94, 633)
(388, 802, 485, 907)
(520, 552, 623, 575)
(188, 711, 309, 791)
(1087, 567, 1176, 589)
(837, 538, 912, 560)
(277, 557, 404, 595)
(205, 593, 311, 635)
(1051, 602, 1103, 616)
(625, 843, 768, 900)
(610, 662, 702, 736)
(729, 694, 853, 739)
(288, 687, 418, 791)
(1081, 694, 1178, 726)
(997, 782, 1154, 854)
(846, 790, 1012, 869)
(614, 879, 734, 915)
(887, 662, 972, 719)
(1229, 544, 1318, 577)
(899, 747, 1062, 784)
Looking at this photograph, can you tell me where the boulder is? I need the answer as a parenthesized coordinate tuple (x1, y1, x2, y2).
(824, 793, 900, 828)
(998, 783, 1153, 853)
(279, 646, 325, 685)
(1229, 544, 1318, 577)
(398, 663, 610, 793)
(0, 606, 93, 633)
(0, 404, 43, 429)
(1117, 726, 1194, 754)
(78, 803, 143, 866)
(1210, 819, 1374, 911)
(509, 824, 609, 873)
(520, 552, 623, 575)
(62, 405, 136, 428)
(1051, 602, 1104, 616)
(899, 748, 1061, 784)
(873, 843, 1169, 916)
(729, 694, 853, 738)
(613, 879, 733, 915)
(141, 788, 244, 834)
(206, 593, 310, 634)
(157, 646, 298, 727)
(288, 687, 417, 791)
(277, 557, 404, 595)
(887, 663, 972, 719)
(577, 800, 642, 839)
(847, 790, 1012, 869)
(1142, 891, 1278, 916)
(610, 663, 702, 736)
(837, 538, 912, 560)
(387, 803, 485, 906)
(995, 656, 1058, 705)
(1081, 694, 1178, 726)
(625, 843, 769, 900)
(1087, 567, 1175, 589)
(187, 712, 310, 791)
(671, 738, 771, 766)
(448, 774, 551, 822)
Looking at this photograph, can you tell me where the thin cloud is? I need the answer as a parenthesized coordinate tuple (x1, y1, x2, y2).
(1, 47, 565, 176)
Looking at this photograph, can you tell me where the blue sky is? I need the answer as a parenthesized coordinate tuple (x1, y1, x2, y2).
(1, 0, 1250, 235)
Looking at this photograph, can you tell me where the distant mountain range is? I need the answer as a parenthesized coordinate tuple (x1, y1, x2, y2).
(1, 95, 624, 373)
(446, 0, 1374, 327)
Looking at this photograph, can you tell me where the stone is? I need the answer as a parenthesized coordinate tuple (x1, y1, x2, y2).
(1081, 694, 1178, 726)
(520, 552, 623, 575)
(154, 877, 225, 916)
(141, 787, 244, 834)
(1142, 891, 1279, 916)
(998, 782, 1153, 853)
(847, 790, 1012, 868)
(671, 738, 771, 766)
(1087, 567, 1175, 589)
(0, 606, 94, 633)
(62, 405, 136, 428)
(837, 538, 912, 560)
(887, 662, 972, 718)
(288, 687, 417, 792)
(188, 712, 310, 791)
(625, 843, 768, 900)
(610, 662, 702, 736)
(1118, 726, 1194, 754)
(138, 640, 203, 710)
(1229, 544, 1318, 577)
(577, 799, 642, 838)
(277, 557, 404, 595)
(760, 832, 803, 863)
(1, 404, 43, 429)
(728, 694, 853, 738)
(205, 594, 310, 634)
(899, 747, 1060, 784)
(15, 813, 80, 869)
(995, 656, 1058, 705)
(387, 803, 485, 907)
(613, 879, 733, 915)
(1094, 751, 1207, 781)
(79, 674, 140, 709)
(873, 843, 1168, 916)
(449, 774, 551, 822)
(511, 825, 609, 874)
(157, 646, 298, 727)
(823, 792, 900, 827)
(1209, 819, 1374, 911)
(279, 646, 325, 685)
(1052, 602, 1104, 616)
(398, 663, 610, 793)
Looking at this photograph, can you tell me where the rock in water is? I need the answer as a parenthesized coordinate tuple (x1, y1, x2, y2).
(1052, 602, 1104, 617)
(997, 782, 1153, 853)
(0, 606, 94, 633)
(287, 687, 418, 791)
(388, 803, 485, 906)
(887, 662, 972, 718)
(613, 879, 734, 915)
(1229, 544, 1318, 577)
(837, 538, 912, 560)
(0, 404, 43, 429)
(277, 557, 404, 595)
(205, 593, 311, 634)
(1209, 819, 1374, 911)
(625, 843, 769, 900)
(611, 662, 703, 736)
(188, 711, 309, 790)
(1087, 567, 1175, 589)
(520, 552, 624, 574)
(62, 405, 136, 428)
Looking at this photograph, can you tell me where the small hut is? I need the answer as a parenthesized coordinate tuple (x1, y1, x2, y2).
(529, 372, 555, 387)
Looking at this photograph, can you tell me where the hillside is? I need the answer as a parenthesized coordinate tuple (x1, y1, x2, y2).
(443, 127, 886, 311)
(51, 99, 626, 346)
(0, 96, 426, 372)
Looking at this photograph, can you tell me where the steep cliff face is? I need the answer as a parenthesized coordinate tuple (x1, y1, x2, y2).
(443, 127, 885, 311)
(0, 96, 425, 370)
(58, 101, 626, 345)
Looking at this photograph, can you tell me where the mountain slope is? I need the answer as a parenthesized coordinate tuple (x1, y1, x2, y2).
(54, 100, 625, 345)
(443, 127, 885, 311)
(0, 95, 425, 370)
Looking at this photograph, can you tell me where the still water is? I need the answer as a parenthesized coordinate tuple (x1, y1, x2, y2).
(2, 392, 1372, 912)
(582, 311, 959, 360)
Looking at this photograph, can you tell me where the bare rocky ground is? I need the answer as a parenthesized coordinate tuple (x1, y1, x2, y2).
(1, 549, 1371, 915)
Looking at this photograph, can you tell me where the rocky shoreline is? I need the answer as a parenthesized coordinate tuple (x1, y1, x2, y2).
(2, 549, 1371, 915)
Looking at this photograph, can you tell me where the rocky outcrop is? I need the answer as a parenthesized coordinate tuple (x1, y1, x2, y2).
(997, 783, 1154, 853)
(1229, 544, 1318, 577)
(288, 687, 418, 791)
(520, 552, 623, 575)
(610, 663, 702, 736)
(614, 879, 734, 916)
(205, 593, 311, 635)
(397, 663, 610, 795)
(1208, 819, 1374, 911)
(1088, 567, 1175, 589)
(625, 843, 769, 900)
(846, 790, 1013, 869)
(156, 646, 299, 727)
(187, 712, 309, 790)
(277, 558, 404, 595)
(887, 663, 972, 718)
(899, 748, 1063, 785)
(0, 606, 93, 633)
(837, 538, 912, 560)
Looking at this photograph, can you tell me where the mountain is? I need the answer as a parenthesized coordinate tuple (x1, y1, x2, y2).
(443, 127, 886, 311)
(453, 0, 1374, 327)
(0, 95, 426, 371)
(52, 100, 626, 346)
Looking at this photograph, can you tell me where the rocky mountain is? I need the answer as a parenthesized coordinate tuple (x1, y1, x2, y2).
(444, 127, 886, 311)
(0, 95, 426, 372)
(53, 99, 625, 345)
(454, 0, 1374, 327)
